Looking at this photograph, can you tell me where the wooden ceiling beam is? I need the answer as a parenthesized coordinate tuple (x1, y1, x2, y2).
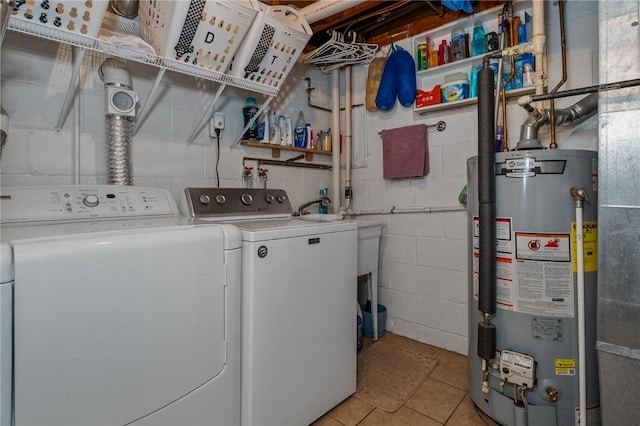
(367, 1, 504, 46)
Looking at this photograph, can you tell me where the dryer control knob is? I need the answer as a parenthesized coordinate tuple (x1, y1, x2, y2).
(215, 194, 226, 205)
(265, 195, 275, 203)
(199, 194, 211, 205)
(276, 195, 287, 203)
(83, 194, 99, 207)
(241, 193, 253, 206)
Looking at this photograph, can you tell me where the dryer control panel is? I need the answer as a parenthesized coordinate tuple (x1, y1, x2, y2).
(0, 186, 179, 223)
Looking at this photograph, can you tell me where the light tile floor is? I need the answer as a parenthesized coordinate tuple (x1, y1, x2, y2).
(313, 332, 497, 426)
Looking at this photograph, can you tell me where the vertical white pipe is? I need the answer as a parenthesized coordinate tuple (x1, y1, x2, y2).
(73, 95, 80, 184)
(344, 67, 352, 210)
(531, 0, 546, 96)
(72, 48, 80, 184)
(331, 69, 340, 213)
(576, 203, 587, 425)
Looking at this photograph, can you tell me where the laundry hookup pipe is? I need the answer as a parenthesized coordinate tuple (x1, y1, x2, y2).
(477, 61, 497, 365)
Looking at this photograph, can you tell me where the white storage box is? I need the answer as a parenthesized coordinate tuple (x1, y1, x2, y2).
(138, 0, 259, 72)
(9, 0, 109, 41)
(229, 4, 312, 89)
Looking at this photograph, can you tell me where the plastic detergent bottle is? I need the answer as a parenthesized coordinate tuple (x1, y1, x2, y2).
(269, 111, 280, 145)
(450, 28, 466, 60)
(278, 115, 287, 145)
(257, 109, 270, 143)
(472, 25, 486, 56)
(306, 123, 314, 149)
(294, 110, 307, 148)
(319, 188, 329, 214)
(242, 97, 259, 140)
(324, 128, 332, 151)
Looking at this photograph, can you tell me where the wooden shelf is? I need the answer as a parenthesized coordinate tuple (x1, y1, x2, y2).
(240, 141, 332, 161)
(414, 87, 535, 115)
(412, 1, 535, 117)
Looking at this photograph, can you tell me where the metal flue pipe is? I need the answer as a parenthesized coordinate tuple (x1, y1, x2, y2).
(516, 93, 598, 150)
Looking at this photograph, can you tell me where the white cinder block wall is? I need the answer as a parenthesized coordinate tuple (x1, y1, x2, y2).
(0, 32, 334, 208)
(347, 0, 599, 354)
(0, 1, 599, 355)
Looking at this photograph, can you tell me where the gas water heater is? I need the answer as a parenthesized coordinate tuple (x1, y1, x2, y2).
(467, 149, 600, 426)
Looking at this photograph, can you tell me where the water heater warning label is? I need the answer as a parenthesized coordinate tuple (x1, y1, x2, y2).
(516, 233, 571, 262)
(472, 219, 574, 317)
(571, 221, 598, 272)
(554, 358, 576, 375)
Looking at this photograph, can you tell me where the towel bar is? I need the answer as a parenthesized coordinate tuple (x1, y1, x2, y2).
(378, 120, 446, 136)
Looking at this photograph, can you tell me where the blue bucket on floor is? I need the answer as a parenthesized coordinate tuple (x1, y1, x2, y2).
(362, 303, 387, 338)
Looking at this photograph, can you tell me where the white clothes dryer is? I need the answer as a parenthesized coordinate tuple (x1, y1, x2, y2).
(0, 186, 242, 426)
(182, 188, 358, 426)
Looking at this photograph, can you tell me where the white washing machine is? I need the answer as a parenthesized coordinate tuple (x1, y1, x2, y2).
(182, 188, 358, 426)
(0, 186, 242, 426)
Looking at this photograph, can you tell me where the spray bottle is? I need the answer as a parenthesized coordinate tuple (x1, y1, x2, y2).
(269, 111, 281, 145)
(294, 110, 307, 148)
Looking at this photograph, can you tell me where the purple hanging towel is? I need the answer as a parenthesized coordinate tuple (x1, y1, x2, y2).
(381, 124, 429, 179)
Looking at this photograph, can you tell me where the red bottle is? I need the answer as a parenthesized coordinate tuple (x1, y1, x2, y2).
(438, 40, 451, 65)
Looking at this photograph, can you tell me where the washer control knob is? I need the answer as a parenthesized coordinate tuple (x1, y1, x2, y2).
(276, 195, 287, 203)
(199, 194, 211, 205)
(83, 194, 99, 207)
(241, 193, 253, 206)
(215, 194, 226, 205)
(265, 194, 275, 203)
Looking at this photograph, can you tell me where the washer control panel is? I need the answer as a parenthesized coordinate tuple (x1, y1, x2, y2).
(0, 186, 179, 223)
(185, 188, 292, 219)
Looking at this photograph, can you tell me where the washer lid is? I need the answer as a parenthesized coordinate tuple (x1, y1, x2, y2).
(228, 218, 357, 242)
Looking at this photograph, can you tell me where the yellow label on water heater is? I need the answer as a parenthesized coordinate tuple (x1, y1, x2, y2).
(571, 221, 598, 272)
(555, 358, 576, 375)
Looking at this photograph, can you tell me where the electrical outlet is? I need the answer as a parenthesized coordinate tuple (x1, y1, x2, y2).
(213, 113, 225, 130)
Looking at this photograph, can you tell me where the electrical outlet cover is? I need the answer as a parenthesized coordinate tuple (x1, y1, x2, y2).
(213, 113, 225, 130)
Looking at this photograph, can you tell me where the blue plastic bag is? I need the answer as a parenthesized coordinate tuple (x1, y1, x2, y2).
(442, 0, 473, 13)
(375, 48, 397, 111)
(393, 46, 417, 107)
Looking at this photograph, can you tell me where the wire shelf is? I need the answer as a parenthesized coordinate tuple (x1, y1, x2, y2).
(7, 17, 280, 97)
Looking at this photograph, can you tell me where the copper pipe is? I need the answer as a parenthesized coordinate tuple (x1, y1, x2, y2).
(493, 1, 514, 144)
(501, 55, 516, 151)
(500, 3, 516, 151)
(549, 0, 567, 149)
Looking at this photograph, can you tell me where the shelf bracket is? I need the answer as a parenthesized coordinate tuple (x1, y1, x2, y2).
(55, 46, 86, 130)
(187, 83, 227, 145)
(133, 68, 166, 136)
(243, 156, 331, 170)
(231, 95, 275, 148)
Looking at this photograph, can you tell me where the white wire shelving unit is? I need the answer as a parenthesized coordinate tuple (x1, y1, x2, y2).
(2, 8, 280, 145)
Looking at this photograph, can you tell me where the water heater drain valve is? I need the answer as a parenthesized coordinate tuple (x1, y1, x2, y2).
(499, 350, 535, 388)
